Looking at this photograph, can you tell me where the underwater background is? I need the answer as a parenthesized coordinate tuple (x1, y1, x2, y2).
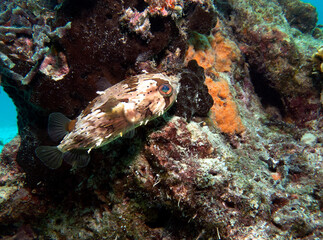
(0, 0, 322, 152)
(0, 0, 322, 239)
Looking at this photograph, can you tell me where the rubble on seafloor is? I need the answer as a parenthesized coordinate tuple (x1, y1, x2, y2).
(0, 0, 322, 239)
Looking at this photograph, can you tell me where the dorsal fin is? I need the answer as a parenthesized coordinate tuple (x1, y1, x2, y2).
(48, 112, 73, 142)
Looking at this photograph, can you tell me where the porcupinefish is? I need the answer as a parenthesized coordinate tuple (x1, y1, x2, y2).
(35, 73, 179, 169)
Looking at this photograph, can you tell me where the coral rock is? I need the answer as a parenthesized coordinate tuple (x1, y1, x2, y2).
(174, 60, 214, 122)
(278, 0, 318, 33)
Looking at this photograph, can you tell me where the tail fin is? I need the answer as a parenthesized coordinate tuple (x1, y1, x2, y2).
(48, 112, 72, 142)
(35, 146, 63, 169)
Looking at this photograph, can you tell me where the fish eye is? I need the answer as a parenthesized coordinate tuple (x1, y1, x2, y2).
(158, 84, 173, 97)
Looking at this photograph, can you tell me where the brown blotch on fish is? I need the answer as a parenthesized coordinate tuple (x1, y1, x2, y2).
(67, 120, 76, 132)
(99, 98, 122, 113)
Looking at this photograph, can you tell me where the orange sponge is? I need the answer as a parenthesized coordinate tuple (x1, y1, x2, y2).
(205, 77, 245, 134)
(185, 25, 245, 134)
(185, 30, 238, 74)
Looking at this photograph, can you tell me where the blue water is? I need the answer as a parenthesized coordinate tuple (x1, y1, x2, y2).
(0, 88, 18, 152)
(302, 0, 323, 24)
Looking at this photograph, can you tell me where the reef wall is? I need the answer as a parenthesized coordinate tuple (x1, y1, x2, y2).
(0, 0, 322, 239)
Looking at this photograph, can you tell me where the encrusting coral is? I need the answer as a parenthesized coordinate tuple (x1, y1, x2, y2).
(205, 78, 245, 134)
(145, 0, 180, 16)
(312, 46, 323, 73)
(312, 46, 323, 106)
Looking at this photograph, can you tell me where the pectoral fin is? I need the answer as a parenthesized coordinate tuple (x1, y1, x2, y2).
(48, 112, 75, 142)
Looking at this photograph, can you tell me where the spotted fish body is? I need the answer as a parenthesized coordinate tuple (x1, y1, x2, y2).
(36, 73, 179, 169)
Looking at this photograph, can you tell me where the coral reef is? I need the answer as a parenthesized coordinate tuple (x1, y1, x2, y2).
(0, 1, 71, 84)
(0, 0, 322, 239)
(312, 46, 323, 73)
(312, 46, 323, 106)
(278, 0, 318, 33)
(226, 0, 322, 126)
(0, 136, 48, 228)
(145, 0, 181, 17)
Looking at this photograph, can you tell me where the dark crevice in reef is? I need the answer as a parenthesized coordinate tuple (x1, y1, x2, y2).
(214, 0, 233, 18)
(134, 198, 202, 238)
(0, 224, 19, 238)
(135, 0, 149, 12)
(183, 3, 218, 35)
(57, 0, 98, 18)
(150, 16, 167, 33)
(249, 68, 286, 118)
(144, 206, 173, 228)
